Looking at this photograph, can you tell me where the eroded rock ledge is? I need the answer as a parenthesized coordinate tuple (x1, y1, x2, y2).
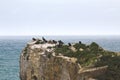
(20, 38, 120, 80)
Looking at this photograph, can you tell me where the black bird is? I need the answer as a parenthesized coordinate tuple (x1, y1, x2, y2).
(58, 40, 64, 45)
(79, 41, 81, 44)
(58, 40, 64, 47)
(53, 40, 57, 44)
(42, 37, 47, 42)
(68, 43, 71, 46)
(32, 38, 36, 41)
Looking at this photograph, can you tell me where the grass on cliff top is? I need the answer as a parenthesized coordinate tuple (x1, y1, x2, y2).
(54, 42, 116, 67)
(95, 56, 120, 80)
(54, 42, 120, 80)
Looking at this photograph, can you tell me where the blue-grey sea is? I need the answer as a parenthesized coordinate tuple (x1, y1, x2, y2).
(0, 36, 120, 80)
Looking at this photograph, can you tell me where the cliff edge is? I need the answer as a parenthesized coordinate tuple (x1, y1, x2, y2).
(20, 38, 120, 80)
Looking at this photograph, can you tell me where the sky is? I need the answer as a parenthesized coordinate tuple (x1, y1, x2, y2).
(0, 0, 120, 36)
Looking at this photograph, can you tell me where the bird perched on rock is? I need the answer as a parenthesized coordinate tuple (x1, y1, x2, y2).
(68, 43, 71, 46)
(53, 40, 57, 44)
(58, 40, 64, 44)
(42, 37, 47, 42)
(79, 41, 81, 44)
(32, 38, 36, 41)
(58, 40, 64, 46)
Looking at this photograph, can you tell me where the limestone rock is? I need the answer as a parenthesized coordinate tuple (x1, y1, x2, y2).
(20, 39, 107, 80)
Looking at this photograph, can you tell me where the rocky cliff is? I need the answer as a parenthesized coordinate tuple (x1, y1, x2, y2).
(20, 38, 120, 80)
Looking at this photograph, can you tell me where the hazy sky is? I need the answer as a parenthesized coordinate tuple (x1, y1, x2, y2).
(0, 0, 120, 36)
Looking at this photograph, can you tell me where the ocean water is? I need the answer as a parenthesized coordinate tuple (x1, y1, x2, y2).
(0, 36, 120, 80)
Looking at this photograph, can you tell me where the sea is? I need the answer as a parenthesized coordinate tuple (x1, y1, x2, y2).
(0, 36, 120, 80)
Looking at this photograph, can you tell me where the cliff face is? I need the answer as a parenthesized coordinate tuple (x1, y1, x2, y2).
(20, 39, 108, 80)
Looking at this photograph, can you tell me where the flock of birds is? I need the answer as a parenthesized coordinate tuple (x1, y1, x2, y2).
(32, 37, 64, 47)
(32, 37, 82, 47)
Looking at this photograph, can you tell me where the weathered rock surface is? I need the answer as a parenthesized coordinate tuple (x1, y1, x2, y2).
(20, 39, 107, 80)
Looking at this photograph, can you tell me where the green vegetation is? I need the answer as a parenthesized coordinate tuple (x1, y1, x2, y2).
(54, 42, 117, 67)
(54, 45, 74, 57)
(54, 41, 120, 79)
(73, 43, 86, 50)
(95, 56, 120, 80)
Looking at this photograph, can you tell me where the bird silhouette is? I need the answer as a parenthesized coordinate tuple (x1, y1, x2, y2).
(53, 40, 57, 44)
(79, 41, 81, 44)
(42, 37, 47, 42)
(58, 40, 64, 45)
(32, 38, 36, 41)
(68, 43, 71, 46)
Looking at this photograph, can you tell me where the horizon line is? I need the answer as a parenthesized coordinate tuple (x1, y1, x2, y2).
(0, 35, 120, 36)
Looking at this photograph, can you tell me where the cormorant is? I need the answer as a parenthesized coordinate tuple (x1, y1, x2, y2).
(79, 41, 81, 44)
(68, 43, 71, 46)
(32, 38, 36, 41)
(58, 40, 64, 45)
(42, 37, 47, 42)
(53, 40, 57, 44)
(58, 40, 64, 47)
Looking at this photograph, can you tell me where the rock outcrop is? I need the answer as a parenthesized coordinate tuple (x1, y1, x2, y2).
(20, 38, 119, 80)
